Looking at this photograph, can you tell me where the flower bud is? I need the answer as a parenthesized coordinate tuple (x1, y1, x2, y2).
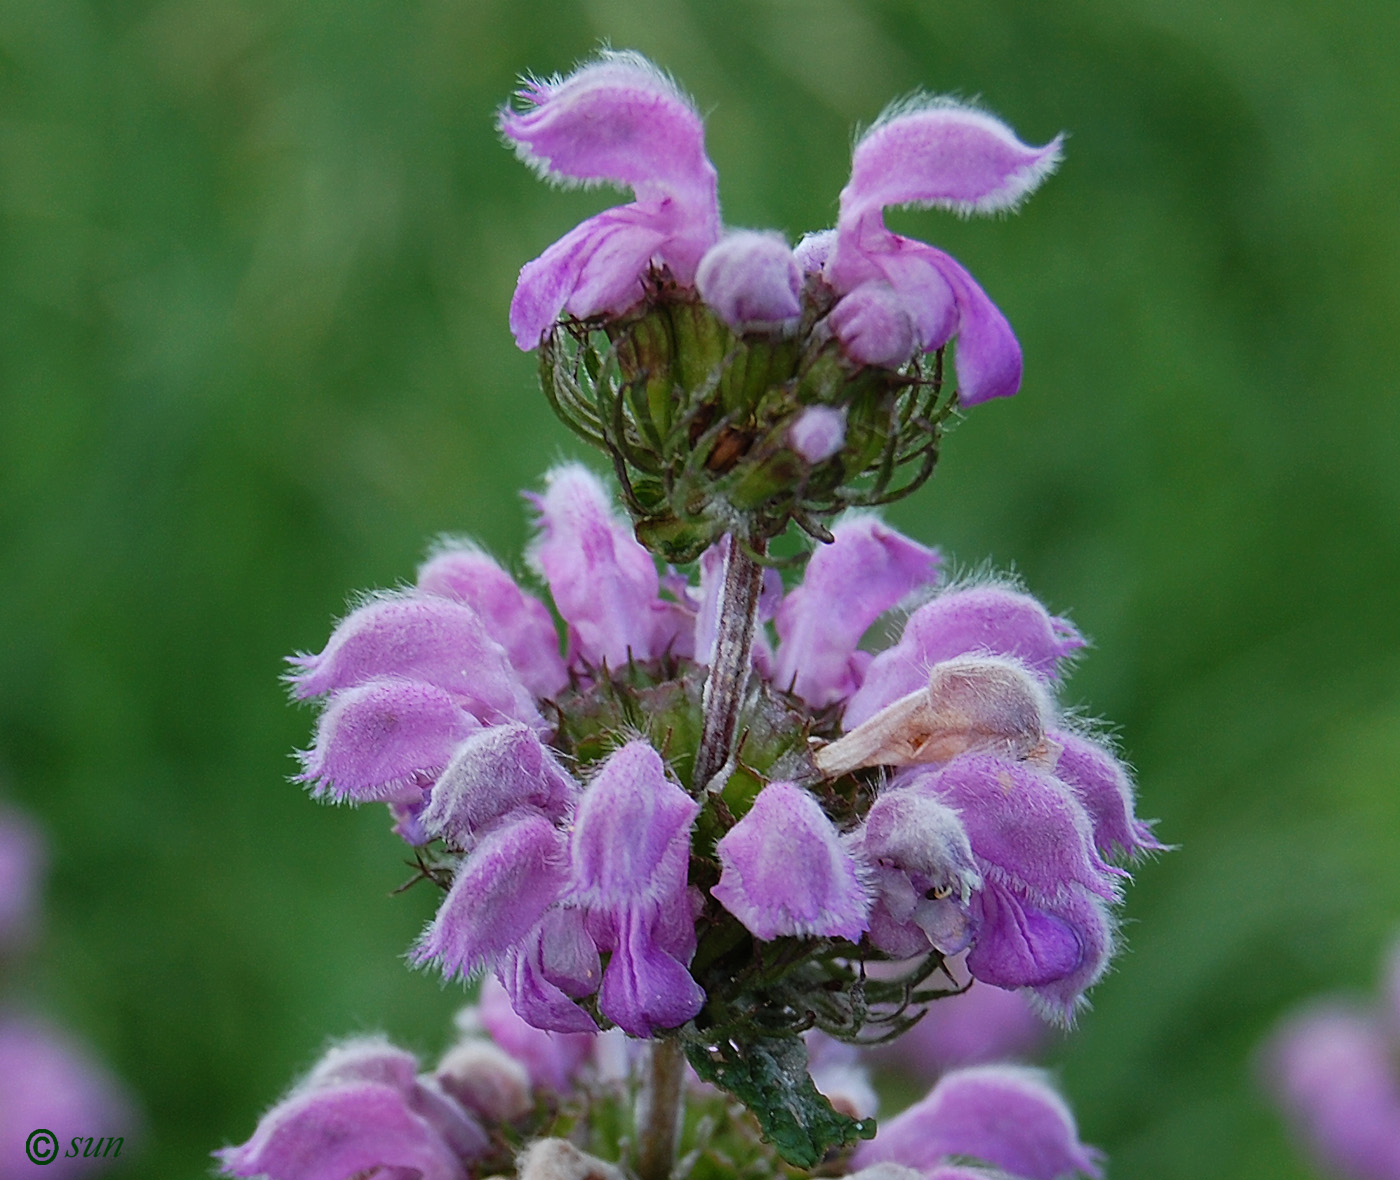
(788, 405, 848, 464)
(696, 230, 802, 332)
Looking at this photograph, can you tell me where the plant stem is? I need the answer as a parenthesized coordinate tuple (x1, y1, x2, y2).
(635, 1037, 688, 1180)
(693, 535, 765, 791)
(634, 534, 764, 1180)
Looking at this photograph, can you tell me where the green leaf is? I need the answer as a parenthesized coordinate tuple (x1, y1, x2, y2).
(684, 1034, 875, 1168)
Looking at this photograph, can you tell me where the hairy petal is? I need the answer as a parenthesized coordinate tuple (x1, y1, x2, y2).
(417, 545, 566, 698)
(298, 678, 480, 803)
(845, 585, 1083, 728)
(712, 782, 870, 941)
(288, 595, 541, 728)
(477, 974, 596, 1089)
(843, 101, 1062, 219)
(1051, 730, 1164, 861)
(828, 280, 919, 368)
(789, 405, 848, 464)
(774, 516, 941, 707)
(422, 723, 579, 847)
(597, 907, 705, 1037)
(415, 815, 569, 979)
(696, 230, 802, 330)
(854, 1064, 1102, 1180)
(528, 465, 671, 668)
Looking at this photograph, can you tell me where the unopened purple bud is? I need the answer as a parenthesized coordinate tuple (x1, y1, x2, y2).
(794, 229, 835, 274)
(288, 595, 542, 728)
(844, 584, 1083, 729)
(854, 1064, 1101, 1180)
(518, 1139, 625, 1180)
(828, 281, 920, 368)
(297, 677, 481, 803)
(304, 1037, 420, 1091)
(421, 723, 578, 847)
(1051, 730, 1164, 861)
(789, 406, 848, 464)
(696, 230, 802, 331)
(435, 1039, 533, 1124)
(774, 516, 940, 707)
(414, 814, 569, 980)
(417, 544, 567, 699)
(712, 782, 870, 942)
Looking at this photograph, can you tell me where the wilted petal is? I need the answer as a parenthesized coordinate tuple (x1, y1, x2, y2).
(297, 678, 481, 802)
(788, 405, 848, 464)
(415, 815, 569, 979)
(477, 973, 597, 1084)
(774, 516, 940, 707)
(1262, 1005, 1400, 1180)
(417, 544, 566, 698)
(217, 1080, 470, 1180)
(828, 280, 919, 368)
(712, 782, 870, 942)
(696, 230, 802, 330)
(1051, 730, 1164, 861)
(528, 465, 672, 668)
(845, 584, 1083, 728)
(568, 742, 699, 914)
(854, 1064, 1101, 1180)
(288, 595, 542, 728)
(422, 723, 578, 847)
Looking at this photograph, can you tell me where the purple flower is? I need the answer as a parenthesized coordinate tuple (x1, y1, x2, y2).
(217, 1037, 487, 1180)
(853, 1064, 1102, 1180)
(773, 515, 941, 707)
(1261, 938, 1400, 1180)
(502, 52, 720, 349)
(0, 1014, 137, 1180)
(565, 742, 704, 1036)
(695, 230, 802, 331)
(417, 543, 568, 699)
(712, 782, 870, 942)
(528, 464, 682, 669)
(844, 582, 1082, 730)
(474, 974, 595, 1092)
(1051, 729, 1164, 861)
(821, 100, 1061, 400)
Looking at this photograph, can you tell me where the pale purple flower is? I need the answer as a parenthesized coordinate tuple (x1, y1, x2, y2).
(288, 594, 542, 728)
(434, 1038, 533, 1124)
(495, 908, 603, 1035)
(0, 1014, 137, 1180)
(0, 807, 43, 953)
(844, 583, 1083, 729)
(218, 1037, 487, 1180)
(1051, 729, 1163, 861)
(773, 515, 941, 707)
(695, 230, 802, 331)
(414, 813, 571, 979)
(565, 741, 704, 1036)
(712, 782, 869, 942)
(822, 100, 1061, 401)
(502, 52, 720, 349)
(789, 405, 848, 464)
(421, 722, 578, 847)
(296, 677, 482, 803)
(853, 1064, 1102, 1180)
(1262, 937, 1400, 1180)
(528, 464, 681, 668)
(417, 543, 568, 698)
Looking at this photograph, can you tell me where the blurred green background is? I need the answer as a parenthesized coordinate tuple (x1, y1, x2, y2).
(2, 0, 1398, 1175)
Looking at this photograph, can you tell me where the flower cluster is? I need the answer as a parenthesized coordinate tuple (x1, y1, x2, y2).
(1261, 936, 1400, 1180)
(220, 977, 1101, 1180)
(290, 463, 1158, 1041)
(504, 53, 1061, 559)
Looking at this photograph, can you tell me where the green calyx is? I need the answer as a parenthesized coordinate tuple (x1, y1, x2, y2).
(540, 278, 956, 563)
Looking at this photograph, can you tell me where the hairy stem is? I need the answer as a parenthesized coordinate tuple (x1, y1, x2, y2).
(693, 535, 766, 791)
(635, 1037, 688, 1180)
(634, 535, 764, 1180)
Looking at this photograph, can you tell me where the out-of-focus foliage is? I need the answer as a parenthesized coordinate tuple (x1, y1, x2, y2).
(1, 1, 1396, 1176)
